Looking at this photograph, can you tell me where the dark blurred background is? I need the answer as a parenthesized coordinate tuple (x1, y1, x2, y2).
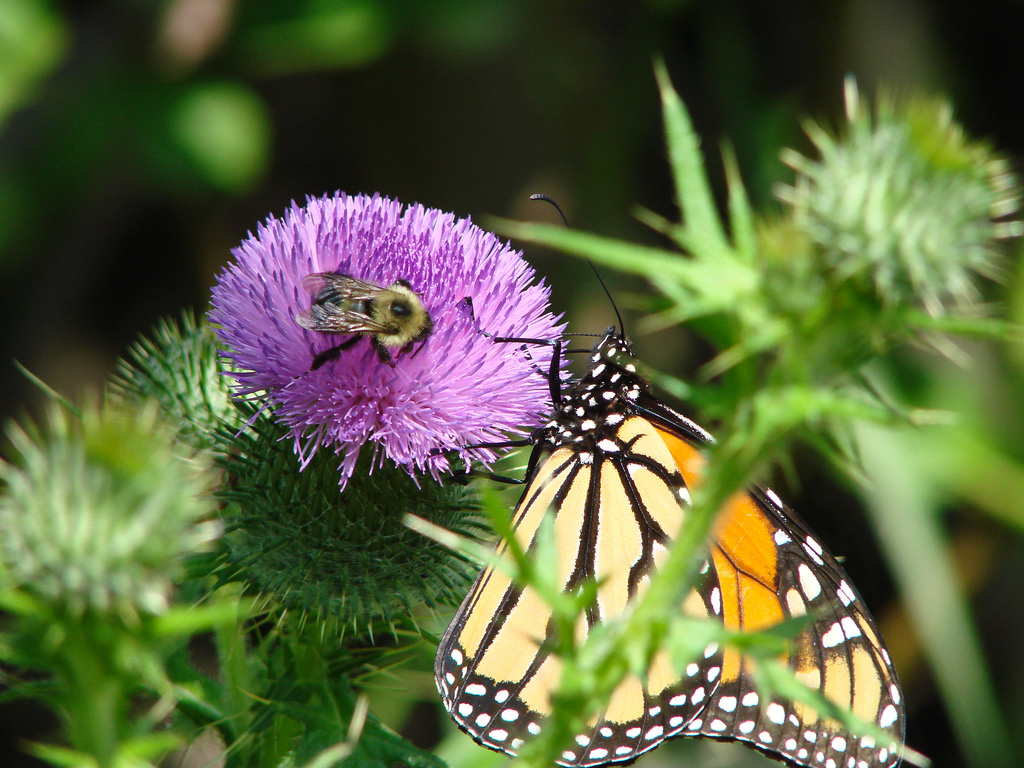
(2, 1, 1023, 767)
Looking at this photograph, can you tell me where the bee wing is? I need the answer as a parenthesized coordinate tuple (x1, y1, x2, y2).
(296, 301, 393, 334)
(301, 272, 382, 302)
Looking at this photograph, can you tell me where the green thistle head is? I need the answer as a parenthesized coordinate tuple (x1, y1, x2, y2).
(109, 311, 239, 451)
(0, 402, 220, 617)
(216, 406, 485, 637)
(109, 314, 487, 638)
(779, 78, 1021, 315)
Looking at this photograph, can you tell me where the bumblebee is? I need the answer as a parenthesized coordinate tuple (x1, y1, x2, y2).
(297, 273, 433, 368)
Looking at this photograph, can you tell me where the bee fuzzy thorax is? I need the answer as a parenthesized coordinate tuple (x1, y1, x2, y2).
(371, 281, 433, 348)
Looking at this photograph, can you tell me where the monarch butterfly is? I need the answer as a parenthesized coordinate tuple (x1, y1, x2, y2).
(434, 327, 904, 768)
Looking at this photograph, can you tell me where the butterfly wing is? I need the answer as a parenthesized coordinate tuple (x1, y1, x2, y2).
(436, 417, 727, 766)
(651, 419, 904, 767)
(436, 331, 904, 768)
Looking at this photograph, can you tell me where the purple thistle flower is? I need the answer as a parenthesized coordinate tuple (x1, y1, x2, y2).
(209, 192, 564, 486)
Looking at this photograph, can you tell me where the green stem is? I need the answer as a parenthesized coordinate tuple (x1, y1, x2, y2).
(57, 615, 129, 767)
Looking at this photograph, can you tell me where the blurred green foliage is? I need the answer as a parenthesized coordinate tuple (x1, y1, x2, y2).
(1, 2, 1023, 768)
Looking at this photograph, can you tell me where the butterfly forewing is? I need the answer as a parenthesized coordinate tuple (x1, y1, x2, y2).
(435, 331, 905, 768)
(436, 419, 726, 766)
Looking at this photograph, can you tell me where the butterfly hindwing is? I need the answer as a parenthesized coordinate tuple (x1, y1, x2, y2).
(687, 485, 904, 766)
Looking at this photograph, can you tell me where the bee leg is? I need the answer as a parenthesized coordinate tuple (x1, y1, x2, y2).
(408, 340, 429, 359)
(374, 339, 397, 367)
(310, 336, 359, 370)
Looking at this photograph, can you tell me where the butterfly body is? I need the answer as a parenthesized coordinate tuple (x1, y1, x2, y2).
(436, 330, 904, 768)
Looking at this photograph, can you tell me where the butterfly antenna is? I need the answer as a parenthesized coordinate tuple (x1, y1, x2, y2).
(530, 193, 627, 337)
(529, 193, 569, 226)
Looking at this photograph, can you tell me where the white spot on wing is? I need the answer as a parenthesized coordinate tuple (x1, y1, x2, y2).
(786, 588, 807, 617)
(798, 563, 822, 600)
(840, 616, 862, 639)
(822, 622, 846, 648)
(804, 536, 825, 565)
(879, 704, 899, 728)
(837, 580, 856, 606)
